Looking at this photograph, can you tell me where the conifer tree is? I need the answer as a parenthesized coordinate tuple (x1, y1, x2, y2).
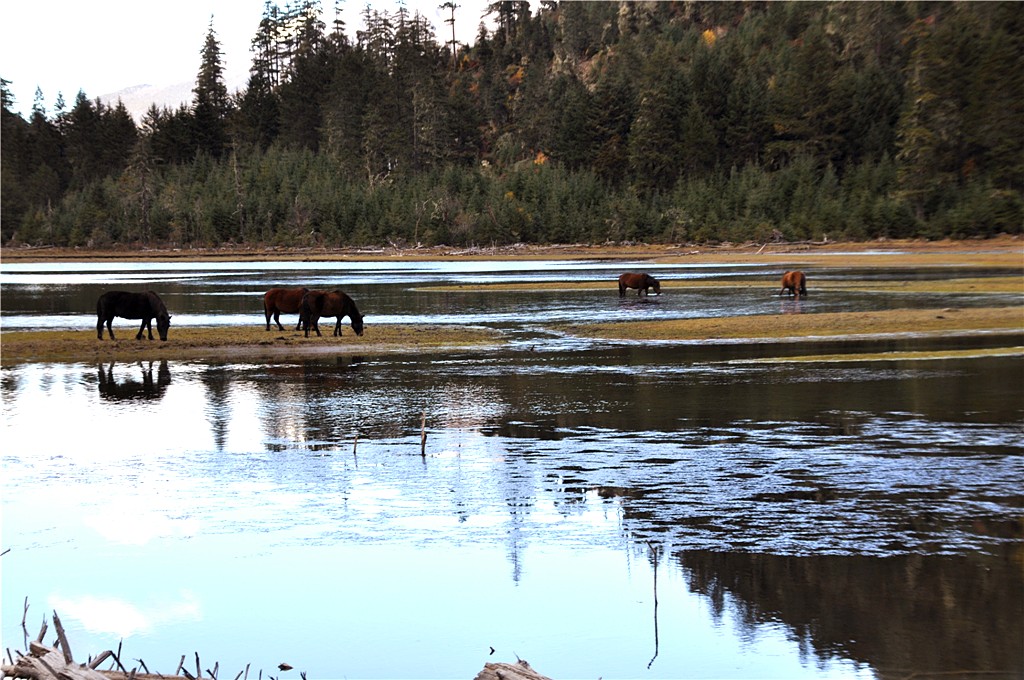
(277, 1, 329, 150)
(193, 18, 231, 158)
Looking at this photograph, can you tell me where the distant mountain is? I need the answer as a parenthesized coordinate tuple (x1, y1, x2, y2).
(99, 70, 248, 121)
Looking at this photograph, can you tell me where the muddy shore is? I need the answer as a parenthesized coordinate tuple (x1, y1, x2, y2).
(2, 235, 1022, 267)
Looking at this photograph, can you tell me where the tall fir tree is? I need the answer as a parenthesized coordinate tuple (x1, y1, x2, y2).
(193, 19, 231, 158)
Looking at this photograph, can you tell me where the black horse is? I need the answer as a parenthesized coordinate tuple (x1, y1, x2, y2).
(96, 291, 171, 341)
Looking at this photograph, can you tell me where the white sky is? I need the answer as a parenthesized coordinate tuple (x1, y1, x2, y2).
(1, 0, 494, 118)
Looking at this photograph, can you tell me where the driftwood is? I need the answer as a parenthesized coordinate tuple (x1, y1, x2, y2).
(3, 608, 552, 680)
(4, 641, 108, 680)
(473, 659, 552, 680)
(2, 611, 203, 680)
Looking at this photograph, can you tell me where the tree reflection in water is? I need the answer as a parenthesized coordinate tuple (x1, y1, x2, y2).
(676, 548, 1023, 677)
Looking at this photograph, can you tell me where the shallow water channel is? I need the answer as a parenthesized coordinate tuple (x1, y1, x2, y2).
(1, 259, 1022, 679)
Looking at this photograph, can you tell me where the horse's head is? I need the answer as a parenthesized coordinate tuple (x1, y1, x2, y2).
(651, 277, 661, 295)
(157, 313, 171, 341)
(351, 313, 364, 336)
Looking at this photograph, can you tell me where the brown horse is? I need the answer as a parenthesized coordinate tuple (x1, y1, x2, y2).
(264, 287, 310, 331)
(300, 290, 364, 337)
(779, 271, 807, 297)
(618, 272, 661, 297)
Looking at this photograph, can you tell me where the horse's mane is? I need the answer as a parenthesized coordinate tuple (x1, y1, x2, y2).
(146, 291, 169, 315)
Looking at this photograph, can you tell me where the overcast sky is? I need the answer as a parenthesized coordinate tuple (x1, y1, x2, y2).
(1, 0, 494, 118)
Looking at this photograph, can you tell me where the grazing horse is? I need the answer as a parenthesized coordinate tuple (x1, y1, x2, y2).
(96, 291, 171, 341)
(300, 290, 364, 338)
(779, 270, 808, 297)
(264, 287, 310, 331)
(618, 272, 661, 297)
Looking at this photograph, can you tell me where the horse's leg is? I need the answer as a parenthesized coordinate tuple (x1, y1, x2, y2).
(618, 283, 626, 297)
(107, 318, 116, 340)
(334, 317, 342, 336)
(97, 315, 105, 340)
(304, 314, 320, 337)
(265, 306, 272, 331)
(136, 318, 150, 340)
(274, 310, 285, 332)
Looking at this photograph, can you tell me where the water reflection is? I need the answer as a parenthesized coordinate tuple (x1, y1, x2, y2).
(3, 348, 1022, 677)
(677, 548, 1023, 677)
(96, 360, 171, 402)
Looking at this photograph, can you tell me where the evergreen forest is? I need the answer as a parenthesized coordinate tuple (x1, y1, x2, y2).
(2, 1, 1022, 249)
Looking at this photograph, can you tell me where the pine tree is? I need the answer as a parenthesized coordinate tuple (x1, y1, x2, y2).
(277, 1, 329, 151)
(894, 15, 957, 221)
(64, 91, 102, 188)
(193, 18, 231, 157)
(236, 69, 280, 150)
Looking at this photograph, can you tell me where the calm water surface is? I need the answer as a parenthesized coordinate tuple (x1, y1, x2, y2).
(2, 260, 1022, 679)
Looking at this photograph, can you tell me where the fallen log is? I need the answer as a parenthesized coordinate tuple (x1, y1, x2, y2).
(3, 642, 107, 680)
(2, 611, 186, 680)
(473, 659, 552, 680)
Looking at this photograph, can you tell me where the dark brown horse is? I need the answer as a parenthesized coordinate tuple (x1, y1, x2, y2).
(300, 290, 364, 337)
(779, 270, 808, 297)
(96, 291, 171, 341)
(264, 287, 310, 331)
(618, 272, 661, 297)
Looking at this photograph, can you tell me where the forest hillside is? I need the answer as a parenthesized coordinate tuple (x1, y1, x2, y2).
(2, 1, 1021, 249)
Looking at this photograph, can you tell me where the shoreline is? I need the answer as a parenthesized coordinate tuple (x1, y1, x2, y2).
(2, 235, 1022, 267)
(2, 306, 1021, 365)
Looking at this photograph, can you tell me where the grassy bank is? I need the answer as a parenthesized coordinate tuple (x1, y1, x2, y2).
(558, 306, 1023, 343)
(3, 306, 1021, 365)
(0, 324, 502, 364)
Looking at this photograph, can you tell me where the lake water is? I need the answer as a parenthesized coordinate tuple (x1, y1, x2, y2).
(1, 259, 1022, 679)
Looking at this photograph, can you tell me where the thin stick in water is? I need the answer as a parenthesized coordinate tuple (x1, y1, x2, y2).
(420, 411, 427, 456)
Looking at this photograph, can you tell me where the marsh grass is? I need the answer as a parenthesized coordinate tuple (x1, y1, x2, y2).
(560, 306, 1023, 342)
(0, 324, 502, 364)
(735, 346, 1024, 363)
